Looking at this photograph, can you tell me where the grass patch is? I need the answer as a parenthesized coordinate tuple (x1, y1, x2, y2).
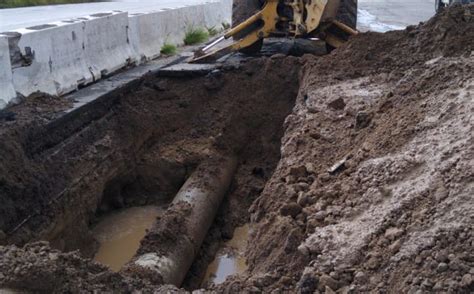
(0, 0, 100, 8)
(160, 43, 177, 56)
(222, 22, 231, 30)
(206, 26, 219, 37)
(184, 27, 209, 45)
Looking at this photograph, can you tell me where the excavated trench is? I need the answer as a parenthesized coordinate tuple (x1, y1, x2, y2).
(2, 6, 474, 293)
(0, 56, 301, 290)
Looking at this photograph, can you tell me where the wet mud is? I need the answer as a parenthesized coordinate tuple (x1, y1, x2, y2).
(92, 206, 163, 272)
(202, 224, 250, 286)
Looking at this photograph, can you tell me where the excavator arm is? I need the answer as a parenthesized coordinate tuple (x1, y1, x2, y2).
(192, 0, 358, 63)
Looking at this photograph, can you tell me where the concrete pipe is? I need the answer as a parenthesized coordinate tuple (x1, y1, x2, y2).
(131, 154, 238, 286)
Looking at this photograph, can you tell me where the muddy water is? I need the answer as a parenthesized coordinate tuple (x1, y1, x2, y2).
(203, 224, 250, 285)
(92, 206, 162, 272)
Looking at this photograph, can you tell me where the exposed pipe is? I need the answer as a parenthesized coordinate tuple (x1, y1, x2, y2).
(130, 154, 238, 286)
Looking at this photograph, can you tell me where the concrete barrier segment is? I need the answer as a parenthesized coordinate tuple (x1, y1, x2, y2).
(9, 22, 93, 99)
(82, 11, 137, 80)
(0, 36, 16, 108)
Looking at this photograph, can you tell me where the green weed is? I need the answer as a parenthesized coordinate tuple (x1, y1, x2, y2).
(184, 27, 209, 45)
(206, 26, 219, 37)
(160, 43, 177, 55)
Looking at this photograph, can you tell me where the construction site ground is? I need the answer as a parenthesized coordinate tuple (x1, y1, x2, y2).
(0, 4, 473, 294)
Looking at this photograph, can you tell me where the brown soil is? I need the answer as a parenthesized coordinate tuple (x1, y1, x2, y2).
(1, 4, 473, 294)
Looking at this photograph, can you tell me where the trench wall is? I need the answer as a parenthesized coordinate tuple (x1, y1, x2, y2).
(0, 0, 232, 109)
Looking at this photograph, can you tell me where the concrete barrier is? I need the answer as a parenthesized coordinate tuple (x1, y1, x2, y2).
(8, 22, 93, 99)
(203, 0, 232, 28)
(0, 36, 16, 108)
(128, 9, 184, 62)
(0, 0, 232, 109)
(129, 0, 231, 63)
(83, 12, 137, 80)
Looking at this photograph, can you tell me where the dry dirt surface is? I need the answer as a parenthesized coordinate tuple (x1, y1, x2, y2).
(0, 4, 473, 294)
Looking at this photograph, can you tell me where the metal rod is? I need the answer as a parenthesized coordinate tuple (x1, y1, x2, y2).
(201, 36, 225, 52)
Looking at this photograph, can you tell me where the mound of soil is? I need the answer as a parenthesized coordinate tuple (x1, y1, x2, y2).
(0, 4, 473, 293)
(217, 4, 473, 293)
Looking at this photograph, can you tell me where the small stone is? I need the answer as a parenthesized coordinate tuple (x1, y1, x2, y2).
(354, 271, 366, 282)
(413, 277, 422, 285)
(280, 276, 293, 285)
(389, 240, 402, 253)
(367, 257, 380, 270)
(298, 244, 310, 257)
(437, 262, 448, 272)
(435, 252, 448, 262)
(355, 112, 371, 129)
(319, 274, 340, 290)
(254, 274, 274, 288)
(369, 275, 381, 285)
(297, 272, 319, 292)
(461, 274, 472, 287)
(295, 182, 310, 192)
(328, 97, 346, 110)
(270, 53, 286, 59)
(248, 286, 260, 293)
(314, 211, 327, 221)
(433, 282, 443, 291)
(338, 286, 351, 294)
(280, 203, 302, 218)
(325, 286, 336, 294)
(384, 227, 404, 240)
(319, 173, 331, 182)
(49, 253, 59, 261)
(421, 279, 434, 289)
(297, 192, 309, 207)
(14, 267, 21, 275)
(305, 163, 316, 174)
(415, 256, 422, 264)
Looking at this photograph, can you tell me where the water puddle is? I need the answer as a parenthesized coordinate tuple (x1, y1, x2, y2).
(202, 224, 250, 285)
(92, 205, 162, 272)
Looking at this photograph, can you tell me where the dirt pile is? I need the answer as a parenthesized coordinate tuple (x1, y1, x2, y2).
(0, 4, 473, 293)
(217, 4, 473, 293)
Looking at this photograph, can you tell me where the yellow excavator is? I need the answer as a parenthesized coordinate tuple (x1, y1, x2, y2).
(193, 0, 358, 62)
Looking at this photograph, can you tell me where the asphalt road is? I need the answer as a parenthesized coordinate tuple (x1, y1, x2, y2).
(0, 0, 437, 32)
